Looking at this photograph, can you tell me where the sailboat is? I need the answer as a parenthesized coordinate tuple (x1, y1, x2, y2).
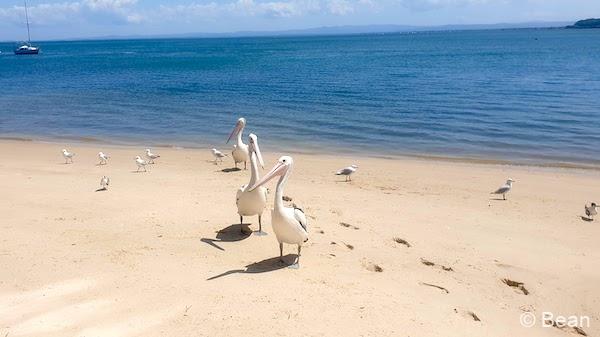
(14, 0, 39, 55)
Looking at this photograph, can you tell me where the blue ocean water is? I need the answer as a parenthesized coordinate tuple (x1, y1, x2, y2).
(1, 29, 600, 165)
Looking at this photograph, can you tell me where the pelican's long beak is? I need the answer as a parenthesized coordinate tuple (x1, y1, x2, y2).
(254, 141, 265, 169)
(249, 161, 285, 191)
(226, 123, 242, 144)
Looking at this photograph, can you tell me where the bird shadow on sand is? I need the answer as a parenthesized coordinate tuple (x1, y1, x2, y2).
(221, 167, 241, 173)
(131, 170, 148, 173)
(94, 188, 108, 192)
(489, 197, 507, 201)
(581, 216, 594, 222)
(207, 254, 297, 280)
(200, 224, 252, 251)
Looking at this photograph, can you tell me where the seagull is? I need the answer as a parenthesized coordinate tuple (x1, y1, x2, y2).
(100, 176, 110, 190)
(98, 151, 110, 165)
(211, 148, 228, 164)
(249, 156, 308, 268)
(491, 178, 515, 200)
(585, 202, 598, 220)
(135, 156, 148, 172)
(336, 164, 358, 181)
(62, 149, 75, 164)
(145, 149, 160, 164)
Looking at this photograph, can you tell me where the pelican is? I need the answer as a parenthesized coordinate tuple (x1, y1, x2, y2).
(336, 164, 358, 181)
(211, 148, 228, 164)
(236, 134, 268, 235)
(491, 178, 515, 200)
(585, 202, 598, 220)
(249, 156, 308, 268)
(62, 149, 75, 164)
(135, 156, 148, 172)
(145, 149, 160, 164)
(226, 117, 249, 169)
(98, 151, 109, 165)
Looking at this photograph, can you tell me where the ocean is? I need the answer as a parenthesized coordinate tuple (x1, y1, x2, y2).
(1, 29, 599, 165)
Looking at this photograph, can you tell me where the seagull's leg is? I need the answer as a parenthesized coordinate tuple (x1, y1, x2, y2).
(240, 215, 244, 233)
(244, 161, 247, 170)
(503, 194, 506, 200)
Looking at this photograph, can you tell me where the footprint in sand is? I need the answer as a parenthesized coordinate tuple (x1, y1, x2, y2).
(363, 261, 383, 272)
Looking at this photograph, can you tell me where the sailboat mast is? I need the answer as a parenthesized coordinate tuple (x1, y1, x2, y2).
(24, 0, 31, 43)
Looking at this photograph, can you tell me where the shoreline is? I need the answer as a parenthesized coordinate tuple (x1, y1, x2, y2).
(3, 136, 600, 172)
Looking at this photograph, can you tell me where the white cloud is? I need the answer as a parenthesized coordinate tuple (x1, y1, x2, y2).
(399, 0, 490, 11)
(328, 0, 354, 15)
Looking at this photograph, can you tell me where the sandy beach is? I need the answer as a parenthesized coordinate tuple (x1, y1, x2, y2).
(1, 139, 599, 337)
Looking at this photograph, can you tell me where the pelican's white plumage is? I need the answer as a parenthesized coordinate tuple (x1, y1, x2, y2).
(336, 164, 358, 181)
(145, 149, 160, 164)
(236, 133, 268, 234)
(62, 149, 75, 164)
(491, 178, 515, 200)
(211, 148, 227, 164)
(98, 151, 109, 165)
(135, 156, 148, 172)
(250, 156, 308, 267)
(226, 117, 249, 169)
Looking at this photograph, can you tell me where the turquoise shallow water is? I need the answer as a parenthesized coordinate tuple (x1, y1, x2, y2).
(1, 29, 599, 165)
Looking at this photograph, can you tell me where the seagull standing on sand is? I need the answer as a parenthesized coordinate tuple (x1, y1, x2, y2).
(491, 178, 515, 200)
(226, 117, 249, 170)
(585, 202, 598, 220)
(236, 134, 268, 235)
(145, 149, 160, 164)
(98, 151, 110, 165)
(336, 164, 358, 181)
(249, 156, 308, 268)
(135, 156, 148, 172)
(211, 148, 228, 164)
(100, 176, 110, 190)
(62, 149, 75, 164)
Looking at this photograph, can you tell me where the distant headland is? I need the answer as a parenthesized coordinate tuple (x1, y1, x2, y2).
(566, 18, 600, 29)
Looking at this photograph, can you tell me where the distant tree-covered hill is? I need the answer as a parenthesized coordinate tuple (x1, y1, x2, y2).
(566, 19, 600, 29)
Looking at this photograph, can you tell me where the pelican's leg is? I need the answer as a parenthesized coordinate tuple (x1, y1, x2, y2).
(244, 161, 247, 170)
(240, 215, 245, 234)
(144, 166, 147, 172)
(137, 166, 140, 172)
(279, 243, 283, 261)
(254, 215, 267, 236)
(289, 246, 301, 269)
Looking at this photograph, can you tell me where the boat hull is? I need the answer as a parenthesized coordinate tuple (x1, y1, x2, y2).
(14, 48, 39, 55)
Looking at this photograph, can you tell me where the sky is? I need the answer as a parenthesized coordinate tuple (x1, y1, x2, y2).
(0, 0, 598, 40)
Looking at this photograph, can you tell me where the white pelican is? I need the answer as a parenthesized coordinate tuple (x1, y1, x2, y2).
(62, 149, 75, 164)
(98, 151, 109, 165)
(249, 156, 308, 268)
(585, 202, 598, 220)
(491, 178, 515, 200)
(135, 156, 148, 172)
(236, 133, 267, 235)
(145, 148, 160, 164)
(100, 176, 110, 190)
(211, 148, 228, 164)
(226, 117, 249, 169)
(336, 164, 358, 181)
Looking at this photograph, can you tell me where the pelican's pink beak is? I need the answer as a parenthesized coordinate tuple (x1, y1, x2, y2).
(226, 123, 242, 144)
(249, 161, 286, 191)
(253, 141, 265, 169)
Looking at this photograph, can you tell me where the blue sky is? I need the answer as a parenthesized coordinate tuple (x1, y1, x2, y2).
(0, 0, 598, 40)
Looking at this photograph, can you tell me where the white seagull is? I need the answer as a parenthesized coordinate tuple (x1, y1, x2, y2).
(236, 134, 268, 235)
(585, 202, 598, 220)
(336, 164, 358, 181)
(100, 176, 110, 190)
(249, 156, 308, 268)
(211, 148, 228, 164)
(62, 149, 75, 164)
(226, 117, 249, 170)
(98, 151, 110, 165)
(491, 178, 515, 200)
(135, 156, 148, 172)
(145, 148, 160, 164)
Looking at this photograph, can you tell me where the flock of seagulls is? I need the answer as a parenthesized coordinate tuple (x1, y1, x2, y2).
(58, 118, 598, 269)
